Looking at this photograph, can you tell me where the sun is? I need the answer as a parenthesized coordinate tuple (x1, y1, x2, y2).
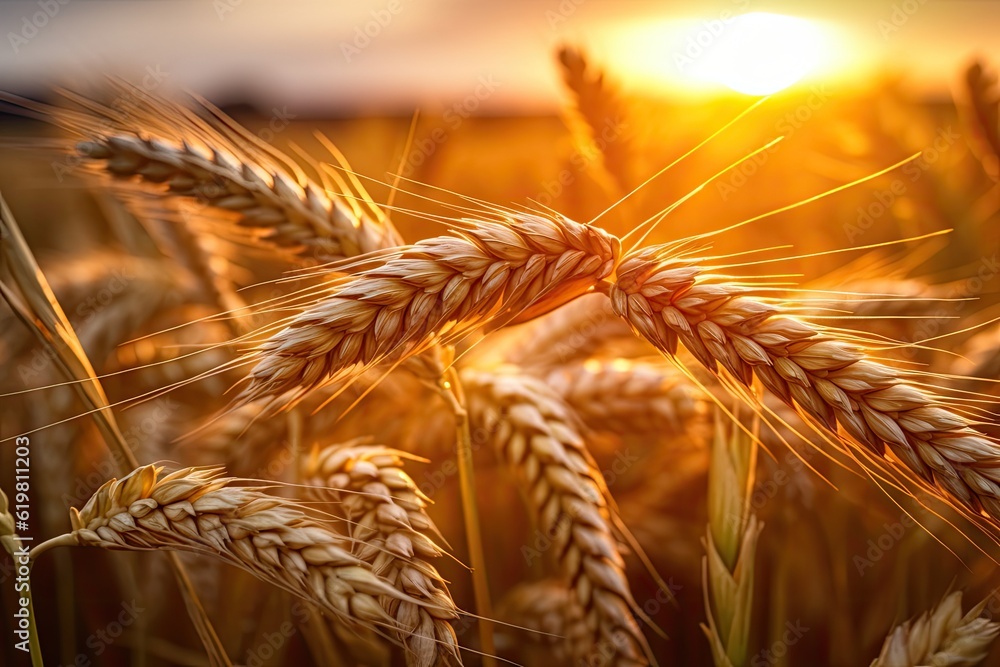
(687, 12, 827, 95)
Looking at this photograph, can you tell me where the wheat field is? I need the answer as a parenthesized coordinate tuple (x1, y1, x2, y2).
(1, 39, 999, 667)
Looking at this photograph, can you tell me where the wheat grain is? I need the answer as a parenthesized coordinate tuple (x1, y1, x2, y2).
(62, 464, 421, 640)
(241, 213, 620, 406)
(544, 359, 708, 436)
(461, 367, 651, 666)
(610, 247, 1000, 524)
(302, 442, 460, 667)
(871, 591, 1000, 666)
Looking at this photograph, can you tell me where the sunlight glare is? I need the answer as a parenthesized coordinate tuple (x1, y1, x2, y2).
(687, 13, 827, 95)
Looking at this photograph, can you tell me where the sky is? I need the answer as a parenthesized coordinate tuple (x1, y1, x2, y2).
(0, 0, 998, 114)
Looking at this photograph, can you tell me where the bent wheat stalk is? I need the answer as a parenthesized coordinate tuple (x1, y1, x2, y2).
(242, 214, 620, 405)
(871, 591, 1000, 666)
(303, 442, 460, 667)
(462, 368, 652, 666)
(610, 246, 1000, 525)
(35, 464, 420, 641)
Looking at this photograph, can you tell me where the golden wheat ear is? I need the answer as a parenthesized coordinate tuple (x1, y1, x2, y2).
(236, 212, 620, 408)
(0, 85, 402, 262)
(871, 590, 1000, 666)
(302, 442, 461, 667)
(35, 464, 439, 643)
(462, 368, 655, 666)
(610, 245, 1000, 532)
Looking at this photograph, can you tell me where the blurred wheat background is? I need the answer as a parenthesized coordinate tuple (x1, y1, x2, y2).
(0, 1, 999, 666)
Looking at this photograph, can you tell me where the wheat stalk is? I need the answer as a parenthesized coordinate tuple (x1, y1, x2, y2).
(302, 442, 460, 667)
(241, 213, 620, 406)
(610, 246, 1000, 525)
(871, 591, 1000, 666)
(36, 463, 431, 643)
(25, 84, 402, 261)
(461, 367, 651, 666)
(701, 411, 762, 667)
(544, 359, 707, 436)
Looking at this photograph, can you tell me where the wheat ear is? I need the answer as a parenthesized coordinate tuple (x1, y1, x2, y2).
(701, 411, 762, 667)
(462, 368, 651, 666)
(610, 246, 1000, 524)
(871, 591, 1000, 666)
(1, 195, 232, 665)
(37, 84, 401, 261)
(303, 442, 461, 667)
(963, 60, 1000, 181)
(242, 213, 620, 405)
(495, 579, 589, 662)
(43, 464, 426, 640)
(545, 359, 707, 436)
(557, 46, 636, 193)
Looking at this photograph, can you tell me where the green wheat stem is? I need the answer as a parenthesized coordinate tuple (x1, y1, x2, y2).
(701, 407, 763, 667)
